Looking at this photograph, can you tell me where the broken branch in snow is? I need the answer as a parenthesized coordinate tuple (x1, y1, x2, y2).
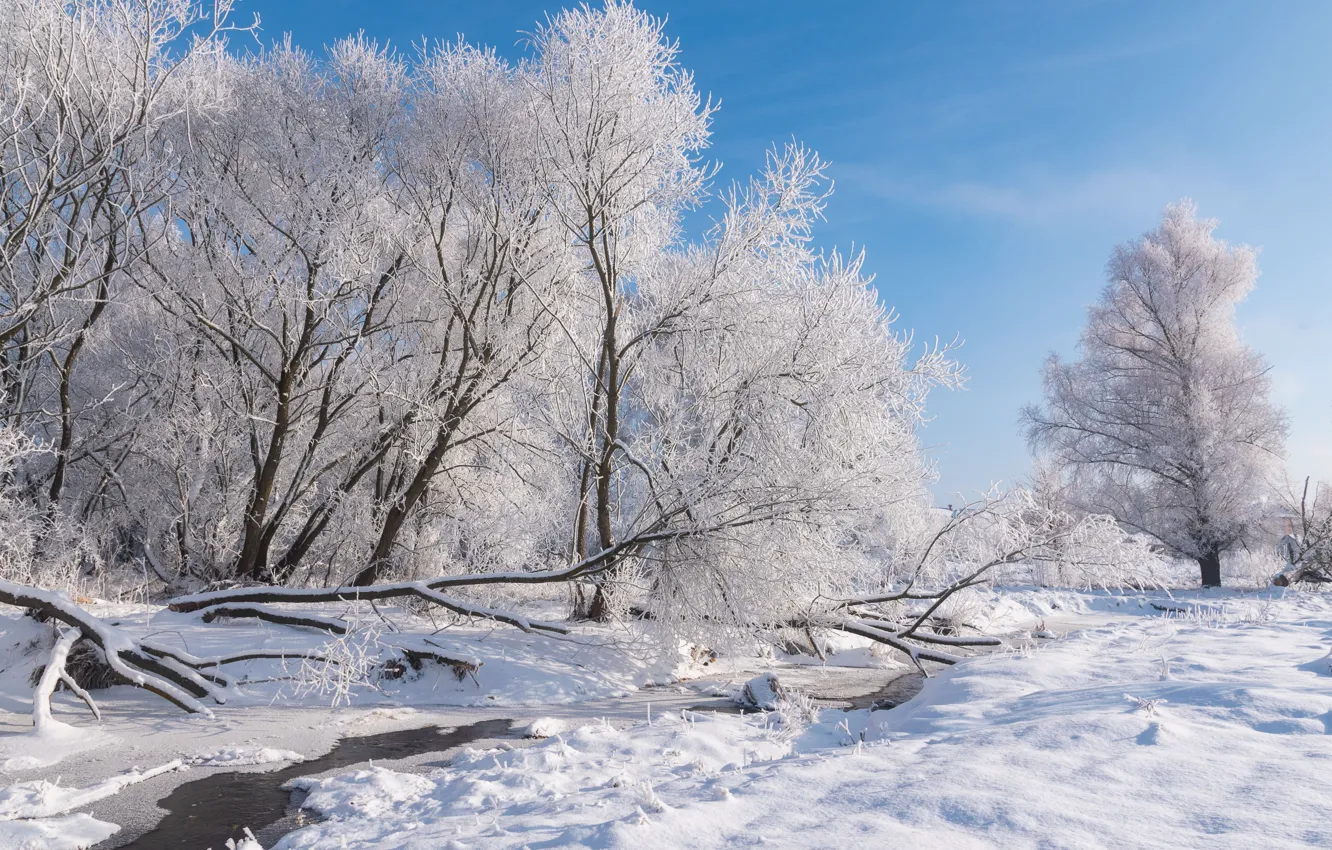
(166, 521, 771, 618)
(834, 617, 965, 674)
(1124, 693, 1167, 716)
(388, 635, 482, 681)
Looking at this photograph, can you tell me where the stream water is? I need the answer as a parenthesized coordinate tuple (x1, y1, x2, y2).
(103, 669, 920, 848)
(118, 718, 512, 849)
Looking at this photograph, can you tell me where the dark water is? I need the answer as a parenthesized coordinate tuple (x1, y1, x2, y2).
(116, 718, 512, 850)
(843, 672, 924, 710)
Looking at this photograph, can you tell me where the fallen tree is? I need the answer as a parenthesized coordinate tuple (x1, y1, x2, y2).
(0, 580, 479, 718)
(2, 580, 250, 715)
(2, 489, 1163, 718)
(165, 491, 1160, 679)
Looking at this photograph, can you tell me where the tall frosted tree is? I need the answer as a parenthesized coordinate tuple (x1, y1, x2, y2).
(1025, 201, 1287, 586)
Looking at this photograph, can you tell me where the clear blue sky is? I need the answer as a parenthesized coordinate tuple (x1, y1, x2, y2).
(231, 0, 1332, 502)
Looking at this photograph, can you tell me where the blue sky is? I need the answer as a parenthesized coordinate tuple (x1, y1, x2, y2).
(232, 0, 1332, 502)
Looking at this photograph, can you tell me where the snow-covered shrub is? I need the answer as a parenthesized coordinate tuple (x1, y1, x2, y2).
(288, 626, 387, 707)
(908, 489, 1171, 591)
(0, 426, 98, 593)
(771, 689, 820, 735)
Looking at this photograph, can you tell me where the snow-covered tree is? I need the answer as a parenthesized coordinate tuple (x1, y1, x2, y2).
(515, 3, 963, 620)
(0, 1, 973, 671)
(0, 0, 240, 511)
(1024, 201, 1287, 586)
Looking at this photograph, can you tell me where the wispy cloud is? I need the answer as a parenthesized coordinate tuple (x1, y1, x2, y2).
(840, 164, 1184, 227)
(1005, 34, 1194, 77)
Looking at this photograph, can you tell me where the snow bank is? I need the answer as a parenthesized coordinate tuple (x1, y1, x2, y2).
(188, 746, 305, 767)
(274, 710, 796, 849)
(0, 813, 119, 849)
(0, 761, 183, 819)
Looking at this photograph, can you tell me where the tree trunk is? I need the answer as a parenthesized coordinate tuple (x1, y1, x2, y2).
(1198, 549, 1222, 587)
(353, 415, 460, 587)
(587, 579, 612, 622)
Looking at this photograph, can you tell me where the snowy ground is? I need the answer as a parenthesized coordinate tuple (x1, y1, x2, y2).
(271, 589, 1332, 849)
(1, 587, 1330, 848)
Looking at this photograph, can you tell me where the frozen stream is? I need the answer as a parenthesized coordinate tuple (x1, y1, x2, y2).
(128, 718, 514, 849)
(0, 661, 919, 849)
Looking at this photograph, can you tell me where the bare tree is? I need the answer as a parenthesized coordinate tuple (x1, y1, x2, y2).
(1025, 201, 1287, 586)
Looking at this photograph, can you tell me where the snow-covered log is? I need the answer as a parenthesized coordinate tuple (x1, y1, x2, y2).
(0, 581, 329, 716)
(198, 604, 352, 634)
(172, 580, 574, 635)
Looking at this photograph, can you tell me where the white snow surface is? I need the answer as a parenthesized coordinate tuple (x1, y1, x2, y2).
(0, 812, 119, 849)
(0, 717, 116, 772)
(1, 587, 1330, 848)
(269, 589, 1332, 849)
(188, 745, 306, 767)
(0, 761, 183, 820)
(523, 716, 567, 738)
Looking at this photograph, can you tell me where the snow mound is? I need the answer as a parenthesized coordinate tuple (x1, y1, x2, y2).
(1297, 647, 1332, 677)
(224, 826, 263, 849)
(523, 717, 566, 739)
(737, 672, 785, 710)
(284, 768, 436, 820)
(338, 707, 419, 726)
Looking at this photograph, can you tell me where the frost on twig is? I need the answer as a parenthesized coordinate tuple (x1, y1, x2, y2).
(1124, 694, 1167, 717)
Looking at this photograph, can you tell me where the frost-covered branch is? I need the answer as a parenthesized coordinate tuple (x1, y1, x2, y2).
(0, 580, 338, 716)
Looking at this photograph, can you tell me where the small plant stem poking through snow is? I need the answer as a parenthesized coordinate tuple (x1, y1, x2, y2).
(1124, 694, 1168, 717)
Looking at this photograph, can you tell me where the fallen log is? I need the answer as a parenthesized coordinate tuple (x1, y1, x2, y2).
(175, 584, 568, 635)
(0, 581, 334, 716)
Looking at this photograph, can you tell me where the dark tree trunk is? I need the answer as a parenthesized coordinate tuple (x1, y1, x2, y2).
(353, 414, 463, 587)
(587, 582, 611, 622)
(1198, 550, 1222, 587)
